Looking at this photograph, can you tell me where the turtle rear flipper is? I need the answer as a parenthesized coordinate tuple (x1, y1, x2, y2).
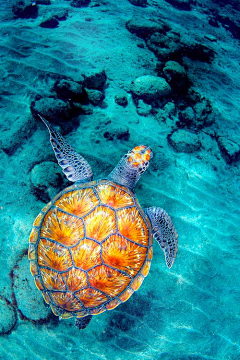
(75, 315, 92, 330)
(39, 115, 93, 183)
(145, 207, 178, 269)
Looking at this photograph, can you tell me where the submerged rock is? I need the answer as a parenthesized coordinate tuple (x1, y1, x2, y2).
(54, 79, 85, 102)
(115, 93, 128, 107)
(128, 0, 147, 7)
(168, 129, 201, 152)
(165, 0, 192, 10)
(12, 254, 51, 322)
(40, 11, 68, 28)
(54, 10, 68, 21)
(136, 100, 152, 116)
(126, 17, 169, 39)
(184, 42, 215, 63)
(193, 99, 215, 127)
(40, 16, 59, 28)
(212, 11, 240, 40)
(12, 1, 38, 19)
(178, 106, 196, 126)
(163, 61, 188, 93)
(104, 126, 130, 141)
(85, 89, 105, 105)
(148, 31, 214, 64)
(71, 0, 91, 7)
(37, 0, 51, 4)
(217, 136, 240, 164)
(31, 97, 72, 123)
(83, 69, 107, 90)
(30, 161, 65, 202)
(0, 297, 17, 335)
(178, 90, 215, 128)
(155, 102, 176, 123)
(131, 75, 171, 102)
(147, 31, 181, 61)
(0, 114, 36, 155)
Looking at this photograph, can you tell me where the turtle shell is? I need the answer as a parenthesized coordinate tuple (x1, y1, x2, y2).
(28, 179, 153, 319)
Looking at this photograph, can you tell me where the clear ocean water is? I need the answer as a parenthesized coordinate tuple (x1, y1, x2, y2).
(0, 1, 239, 359)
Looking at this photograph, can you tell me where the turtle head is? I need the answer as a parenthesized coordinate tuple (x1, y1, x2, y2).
(108, 145, 153, 191)
(126, 145, 153, 172)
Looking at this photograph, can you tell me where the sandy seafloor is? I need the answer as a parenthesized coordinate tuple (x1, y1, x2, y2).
(0, 0, 239, 359)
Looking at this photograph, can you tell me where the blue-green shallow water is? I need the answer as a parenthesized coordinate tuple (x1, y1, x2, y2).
(0, 1, 239, 359)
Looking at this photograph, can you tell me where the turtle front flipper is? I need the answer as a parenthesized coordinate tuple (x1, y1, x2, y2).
(145, 207, 178, 269)
(75, 315, 92, 330)
(39, 115, 93, 183)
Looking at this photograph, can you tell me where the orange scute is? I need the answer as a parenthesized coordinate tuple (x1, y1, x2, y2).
(131, 275, 144, 291)
(30, 261, 38, 276)
(29, 228, 38, 244)
(106, 298, 121, 310)
(38, 238, 72, 271)
(75, 288, 108, 308)
(62, 268, 88, 292)
(42, 292, 51, 304)
(90, 306, 106, 315)
(51, 292, 82, 312)
(148, 246, 153, 260)
(75, 309, 88, 318)
(84, 206, 116, 241)
(102, 235, 147, 276)
(28, 244, 36, 260)
(55, 188, 99, 217)
(141, 260, 151, 277)
(71, 239, 101, 270)
(119, 287, 134, 302)
(51, 304, 62, 316)
(88, 265, 131, 297)
(33, 212, 44, 227)
(41, 202, 52, 213)
(34, 277, 44, 291)
(41, 209, 84, 247)
(60, 312, 73, 319)
(117, 207, 149, 246)
(96, 184, 134, 209)
(40, 268, 66, 290)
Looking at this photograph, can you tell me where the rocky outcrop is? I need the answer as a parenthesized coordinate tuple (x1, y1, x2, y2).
(168, 129, 201, 152)
(131, 75, 171, 102)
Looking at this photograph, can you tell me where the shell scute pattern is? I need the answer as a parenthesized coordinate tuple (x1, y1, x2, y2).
(71, 239, 102, 269)
(29, 180, 152, 318)
(84, 205, 116, 242)
(41, 208, 85, 246)
(62, 268, 88, 292)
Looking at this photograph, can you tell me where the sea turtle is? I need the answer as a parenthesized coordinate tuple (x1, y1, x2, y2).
(28, 116, 178, 329)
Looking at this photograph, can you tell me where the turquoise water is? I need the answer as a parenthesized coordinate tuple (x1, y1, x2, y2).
(0, 1, 239, 359)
